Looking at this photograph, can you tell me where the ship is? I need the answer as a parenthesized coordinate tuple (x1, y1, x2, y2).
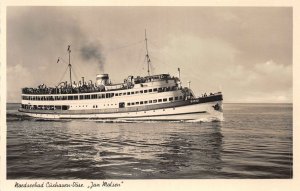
(18, 32, 223, 122)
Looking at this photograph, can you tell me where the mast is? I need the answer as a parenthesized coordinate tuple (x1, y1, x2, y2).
(67, 45, 72, 87)
(145, 29, 151, 76)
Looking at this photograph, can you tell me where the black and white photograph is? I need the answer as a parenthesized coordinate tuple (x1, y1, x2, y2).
(1, 2, 298, 191)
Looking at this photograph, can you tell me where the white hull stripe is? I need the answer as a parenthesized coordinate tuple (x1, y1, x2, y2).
(57, 111, 207, 119)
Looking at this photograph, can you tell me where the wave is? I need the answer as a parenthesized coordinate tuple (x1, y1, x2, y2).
(187, 116, 224, 123)
(6, 113, 32, 121)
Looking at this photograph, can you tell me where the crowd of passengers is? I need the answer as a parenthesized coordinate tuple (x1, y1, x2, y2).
(22, 80, 126, 95)
(22, 74, 177, 95)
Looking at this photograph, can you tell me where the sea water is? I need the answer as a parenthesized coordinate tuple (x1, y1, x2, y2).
(6, 103, 292, 179)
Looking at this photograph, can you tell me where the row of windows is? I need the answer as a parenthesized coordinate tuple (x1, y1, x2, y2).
(22, 86, 178, 101)
(127, 96, 182, 106)
(21, 104, 69, 110)
(22, 93, 114, 101)
(21, 95, 184, 111)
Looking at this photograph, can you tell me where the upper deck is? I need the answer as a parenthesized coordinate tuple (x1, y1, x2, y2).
(22, 74, 179, 95)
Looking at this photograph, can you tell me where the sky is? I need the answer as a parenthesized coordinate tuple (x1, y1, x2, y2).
(7, 6, 292, 103)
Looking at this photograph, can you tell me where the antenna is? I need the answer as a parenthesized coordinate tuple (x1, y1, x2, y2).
(67, 45, 72, 87)
(145, 29, 151, 76)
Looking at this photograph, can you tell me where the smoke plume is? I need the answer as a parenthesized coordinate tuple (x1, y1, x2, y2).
(80, 43, 105, 72)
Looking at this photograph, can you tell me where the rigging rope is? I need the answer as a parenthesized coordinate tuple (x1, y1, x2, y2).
(72, 66, 80, 82)
(57, 65, 69, 86)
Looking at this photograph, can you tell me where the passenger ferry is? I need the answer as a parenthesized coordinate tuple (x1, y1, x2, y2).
(18, 33, 223, 121)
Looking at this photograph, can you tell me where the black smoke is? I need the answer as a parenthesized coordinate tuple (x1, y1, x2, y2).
(80, 43, 105, 72)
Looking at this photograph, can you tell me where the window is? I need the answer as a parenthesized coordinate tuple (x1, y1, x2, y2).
(55, 106, 62, 110)
(153, 100, 157, 103)
(136, 102, 139, 105)
(127, 92, 130, 95)
(102, 94, 105, 98)
(119, 102, 125, 108)
(158, 88, 162, 92)
(127, 103, 131, 106)
(169, 97, 173, 101)
(179, 96, 183, 100)
(85, 95, 90, 99)
(175, 96, 178, 100)
(131, 92, 134, 95)
(163, 98, 167, 102)
(149, 89, 153, 92)
(123, 92, 126, 95)
(158, 99, 162, 102)
(131, 102, 135, 106)
(153, 88, 158, 92)
(68, 96, 73, 100)
(144, 90, 148, 93)
(144, 101, 148, 104)
(115, 94, 118, 97)
(62, 105, 69, 110)
(80, 95, 84, 100)
(140, 101, 143, 104)
(140, 90, 143, 93)
(149, 100, 153, 103)
(74, 96, 78, 100)
(135, 91, 139, 94)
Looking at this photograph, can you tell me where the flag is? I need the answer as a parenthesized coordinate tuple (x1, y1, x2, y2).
(178, 68, 180, 72)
